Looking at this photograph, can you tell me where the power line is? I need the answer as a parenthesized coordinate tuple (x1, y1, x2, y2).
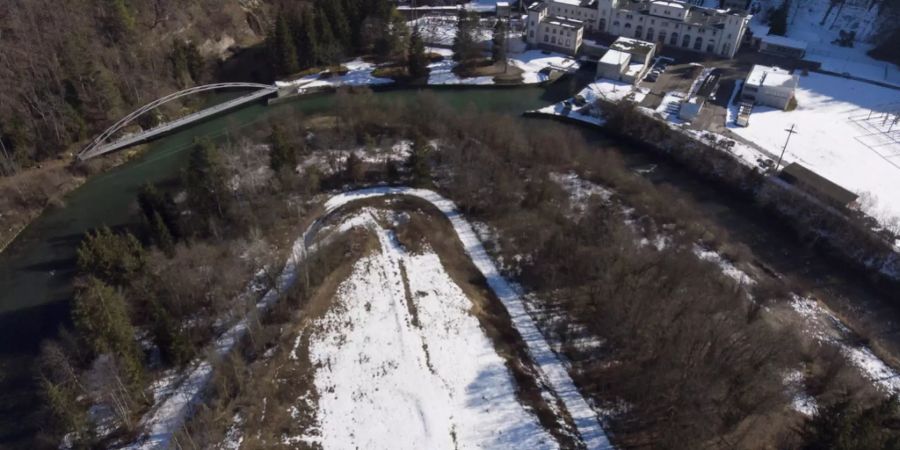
(775, 123, 798, 172)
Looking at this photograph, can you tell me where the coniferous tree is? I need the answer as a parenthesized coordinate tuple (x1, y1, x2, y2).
(269, 125, 298, 174)
(315, 8, 342, 65)
(137, 183, 181, 241)
(270, 13, 300, 76)
(72, 277, 144, 392)
(452, 10, 480, 64)
(408, 26, 429, 79)
(149, 299, 192, 367)
(184, 138, 231, 233)
(407, 136, 432, 187)
(294, 8, 320, 68)
(319, 0, 352, 52)
(76, 227, 146, 286)
(150, 212, 175, 257)
(492, 19, 508, 64)
(769, 0, 790, 36)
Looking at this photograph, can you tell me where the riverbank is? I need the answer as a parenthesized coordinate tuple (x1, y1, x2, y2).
(528, 88, 900, 286)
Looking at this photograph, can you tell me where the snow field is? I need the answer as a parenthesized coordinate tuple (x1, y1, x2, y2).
(731, 72, 900, 229)
(300, 212, 557, 448)
(324, 187, 613, 449)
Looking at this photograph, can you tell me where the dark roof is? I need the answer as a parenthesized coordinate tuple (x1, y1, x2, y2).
(779, 163, 859, 206)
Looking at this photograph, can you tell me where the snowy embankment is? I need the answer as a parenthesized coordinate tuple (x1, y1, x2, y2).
(275, 58, 395, 94)
(294, 210, 558, 448)
(126, 187, 612, 449)
(321, 188, 613, 449)
(427, 47, 580, 86)
(125, 215, 320, 449)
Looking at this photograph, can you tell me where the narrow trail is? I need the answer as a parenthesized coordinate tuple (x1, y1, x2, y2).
(126, 186, 612, 450)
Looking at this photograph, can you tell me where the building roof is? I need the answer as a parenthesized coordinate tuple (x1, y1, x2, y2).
(762, 71, 797, 89)
(553, 0, 597, 6)
(745, 64, 791, 87)
(610, 36, 656, 55)
(545, 15, 585, 29)
(651, 1, 685, 8)
(617, 0, 749, 26)
(780, 163, 859, 206)
(599, 49, 632, 65)
(761, 34, 808, 50)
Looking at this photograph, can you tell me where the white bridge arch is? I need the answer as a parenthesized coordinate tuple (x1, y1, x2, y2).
(77, 83, 278, 161)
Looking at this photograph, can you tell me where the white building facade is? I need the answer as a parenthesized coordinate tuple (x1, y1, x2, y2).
(526, 2, 586, 54)
(528, 0, 751, 58)
(742, 64, 798, 110)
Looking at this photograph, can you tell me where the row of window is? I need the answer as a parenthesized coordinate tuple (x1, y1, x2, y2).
(600, 19, 732, 54)
(543, 34, 573, 48)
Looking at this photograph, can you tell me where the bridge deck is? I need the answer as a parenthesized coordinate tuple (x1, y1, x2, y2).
(79, 88, 276, 160)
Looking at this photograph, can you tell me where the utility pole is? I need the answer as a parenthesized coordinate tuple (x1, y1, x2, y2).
(776, 123, 798, 172)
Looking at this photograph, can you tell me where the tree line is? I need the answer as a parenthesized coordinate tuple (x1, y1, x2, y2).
(0, 0, 272, 174)
(266, 0, 410, 76)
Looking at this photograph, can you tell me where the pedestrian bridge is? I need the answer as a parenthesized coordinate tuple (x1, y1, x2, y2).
(77, 83, 278, 161)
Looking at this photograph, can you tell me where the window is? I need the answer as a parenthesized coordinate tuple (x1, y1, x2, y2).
(613, 20, 620, 26)
(647, 27, 655, 41)
(530, 30, 535, 37)
(726, 33, 732, 39)
(659, 31, 667, 42)
(682, 34, 691, 47)
(544, 35, 549, 42)
(670, 32, 678, 45)
(651, 19, 656, 24)
(600, 18, 608, 29)
(694, 36, 702, 50)
(625, 22, 632, 28)
(707, 43, 714, 52)
(635, 25, 643, 37)
(662, 21, 668, 27)
(722, 43, 730, 54)
(551, 36, 557, 44)
(626, 14, 633, 19)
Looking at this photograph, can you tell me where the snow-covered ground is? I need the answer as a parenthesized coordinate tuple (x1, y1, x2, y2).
(322, 187, 614, 449)
(427, 46, 579, 86)
(427, 47, 495, 85)
(731, 72, 900, 230)
(411, 16, 494, 47)
(275, 59, 394, 93)
(749, 0, 899, 86)
(509, 50, 580, 84)
(791, 295, 900, 395)
(296, 212, 558, 448)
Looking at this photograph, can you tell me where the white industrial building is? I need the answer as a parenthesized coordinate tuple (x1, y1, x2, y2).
(526, 2, 587, 54)
(742, 64, 799, 110)
(596, 36, 657, 83)
(527, 0, 751, 58)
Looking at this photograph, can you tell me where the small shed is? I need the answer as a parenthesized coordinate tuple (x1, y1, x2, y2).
(759, 35, 808, 59)
(779, 163, 859, 208)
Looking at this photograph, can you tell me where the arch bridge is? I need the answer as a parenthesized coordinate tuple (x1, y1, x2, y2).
(77, 83, 278, 161)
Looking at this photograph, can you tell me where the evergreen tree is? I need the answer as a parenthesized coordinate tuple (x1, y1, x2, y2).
(76, 227, 146, 286)
(72, 277, 144, 391)
(407, 136, 432, 187)
(452, 10, 480, 64)
(269, 125, 298, 174)
(492, 19, 508, 64)
(137, 183, 181, 241)
(149, 299, 192, 367)
(315, 7, 342, 65)
(319, 0, 352, 51)
(293, 9, 320, 68)
(769, 0, 790, 36)
(269, 13, 300, 76)
(345, 152, 365, 183)
(184, 138, 230, 233)
(150, 212, 175, 257)
(408, 26, 429, 79)
(106, 0, 136, 39)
